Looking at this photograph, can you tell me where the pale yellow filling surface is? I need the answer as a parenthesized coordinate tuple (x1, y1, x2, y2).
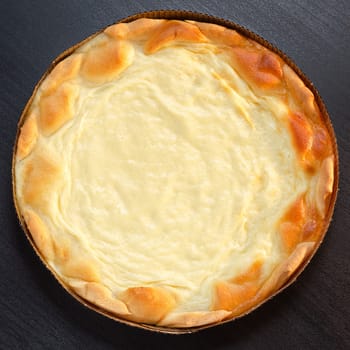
(19, 40, 309, 312)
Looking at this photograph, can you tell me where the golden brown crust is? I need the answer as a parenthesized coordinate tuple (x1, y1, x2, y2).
(311, 125, 332, 159)
(22, 151, 61, 213)
(230, 47, 283, 90)
(80, 38, 134, 83)
(231, 260, 263, 284)
(278, 187, 332, 255)
(104, 23, 129, 39)
(213, 281, 259, 312)
(40, 54, 82, 95)
(192, 21, 244, 47)
(39, 83, 78, 135)
(105, 18, 165, 41)
(144, 20, 207, 54)
(24, 210, 55, 261)
(16, 112, 38, 160)
(213, 260, 263, 312)
(71, 281, 130, 315)
(288, 111, 333, 175)
(119, 286, 176, 324)
(288, 113, 313, 161)
(279, 195, 306, 253)
(61, 259, 100, 282)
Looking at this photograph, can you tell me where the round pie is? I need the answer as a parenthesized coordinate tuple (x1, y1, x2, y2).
(13, 15, 337, 330)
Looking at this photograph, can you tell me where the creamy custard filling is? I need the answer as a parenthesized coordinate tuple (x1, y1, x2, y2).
(22, 42, 309, 312)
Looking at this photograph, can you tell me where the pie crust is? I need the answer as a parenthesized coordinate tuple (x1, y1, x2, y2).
(13, 14, 338, 331)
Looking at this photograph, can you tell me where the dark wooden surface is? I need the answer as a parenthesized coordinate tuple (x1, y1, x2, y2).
(0, 1, 349, 349)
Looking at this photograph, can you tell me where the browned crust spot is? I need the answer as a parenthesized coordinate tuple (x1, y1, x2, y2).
(23, 210, 54, 261)
(213, 260, 263, 311)
(104, 23, 129, 39)
(61, 259, 100, 282)
(279, 195, 306, 254)
(288, 112, 317, 173)
(80, 39, 134, 83)
(39, 83, 78, 135)
(213, 281, 259, 312)
(301, 217, 318, 242)
(144, 20, 207, 54)
(16, 112, 38, 160)
(119, 286, 176, 324)
(192, 21, 245, 47)
(231, 260, 263, 284)
(289, 112, 313, 159)
(279, 189, 331, 252)
(230, 47, 283, 90)
(288, 112, 333, 174)
(22, 151, 61, 213)
(105, 18, 165, 41)
(40, 54, 82, 95)
(311, 125, 332, 159)
(71, 282, 130, 315)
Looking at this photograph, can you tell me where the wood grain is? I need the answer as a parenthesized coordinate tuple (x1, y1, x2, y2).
(0, 0, 349, 349)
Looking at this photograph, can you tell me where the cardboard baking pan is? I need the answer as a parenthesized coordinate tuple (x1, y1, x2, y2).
(12, 10, 339, 334)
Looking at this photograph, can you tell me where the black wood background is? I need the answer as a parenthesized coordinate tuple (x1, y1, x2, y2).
(0, 1, 349, 349)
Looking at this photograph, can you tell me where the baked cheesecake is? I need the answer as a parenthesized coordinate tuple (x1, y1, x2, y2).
(13, 17, 337, 329)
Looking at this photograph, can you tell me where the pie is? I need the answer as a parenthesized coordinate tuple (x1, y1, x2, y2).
(13, 16, 337, 330)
